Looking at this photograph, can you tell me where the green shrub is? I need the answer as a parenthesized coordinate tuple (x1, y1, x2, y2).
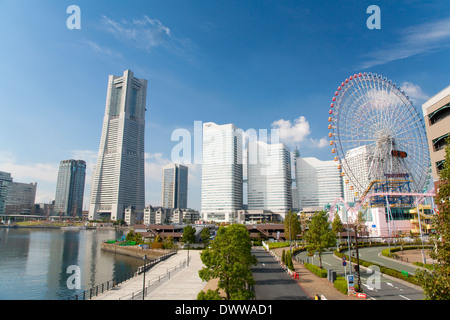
(335, 248, 419, 286)
(334, 277, 347, 294)
(304, 263, 327, 278)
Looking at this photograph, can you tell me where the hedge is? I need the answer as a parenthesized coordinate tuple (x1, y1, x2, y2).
(334, 249, 419, 286)
(333, 276, 348, 294)
(304, 263, 327, 278)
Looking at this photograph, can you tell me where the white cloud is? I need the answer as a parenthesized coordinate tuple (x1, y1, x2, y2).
(309, 137, 328, 148)
(81, 39, 122, 58)
(0, 151, 58, 184)
(271, 116, 311, 146)
(101, 15, 171, 52)
(360, 17, 450, 68)
(100, 15, 196, 62)
(399, 81, 429, 102)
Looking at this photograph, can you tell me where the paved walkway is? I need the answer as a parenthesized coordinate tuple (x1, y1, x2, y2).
(92, 250, 206, 300)
(271, 248, 360, 300)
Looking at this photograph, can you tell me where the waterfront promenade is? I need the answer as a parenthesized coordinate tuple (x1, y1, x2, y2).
(92, 250, 206, 300)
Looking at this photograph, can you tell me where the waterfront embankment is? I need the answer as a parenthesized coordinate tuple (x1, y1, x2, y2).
(101, 242, 175, 260)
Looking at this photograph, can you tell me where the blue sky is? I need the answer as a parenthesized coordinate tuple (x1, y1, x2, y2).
(1, 0, 449, 211)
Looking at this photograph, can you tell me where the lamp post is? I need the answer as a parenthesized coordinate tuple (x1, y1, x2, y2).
(187, 241, 190, 267)
(142, 254, 147, 300)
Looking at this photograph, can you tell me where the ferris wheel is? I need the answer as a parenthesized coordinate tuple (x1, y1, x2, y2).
(328, 72, 430, 200)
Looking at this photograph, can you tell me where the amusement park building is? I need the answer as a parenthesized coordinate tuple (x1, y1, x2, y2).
(422, 85, 450, 187)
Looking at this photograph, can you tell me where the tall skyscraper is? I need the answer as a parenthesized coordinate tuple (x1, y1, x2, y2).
(161, 163, 188, 209)
(54, 160, 86, 216)
(89, 70, 147, 221)
(295, 157, 343, 210)
(201, 122, 243, 223)
(247, 141, 292, 219)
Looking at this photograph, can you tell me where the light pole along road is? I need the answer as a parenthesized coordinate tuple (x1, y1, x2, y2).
(296, 247, 425, 300)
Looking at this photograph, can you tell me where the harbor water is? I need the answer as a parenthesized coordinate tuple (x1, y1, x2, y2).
(0, 227, 145, 300)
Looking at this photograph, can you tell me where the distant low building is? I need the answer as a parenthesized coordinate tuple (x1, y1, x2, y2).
(244, 224, 286, 241)
(172, 208, 200, 224)
(0, 171, 37, 215)
(237, 209, 275, 223)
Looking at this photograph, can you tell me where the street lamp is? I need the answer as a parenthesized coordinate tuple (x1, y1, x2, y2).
(187, 241, 190, 267)
(142, 254, 147, 300)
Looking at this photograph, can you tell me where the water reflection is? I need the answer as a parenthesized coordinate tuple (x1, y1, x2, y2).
(0, 228, 145, 300)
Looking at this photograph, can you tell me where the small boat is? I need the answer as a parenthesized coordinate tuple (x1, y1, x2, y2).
(2, 220, 18, 228)
(2, 224, 18, 228)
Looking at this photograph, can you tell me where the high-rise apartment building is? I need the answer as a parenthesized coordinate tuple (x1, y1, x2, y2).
(295, 157, 343, 210)
(89, 70, 147, 221)
(201, 122, 243, 223)
(54, 160, 86, 216)
(247, 141, 292, 219)
(161, 163, 188, 209)
(422, 85, 450, 188)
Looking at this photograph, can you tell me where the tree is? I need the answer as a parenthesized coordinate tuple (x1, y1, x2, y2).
(416, 137, 450, 300)
(197, 289, 222, 300)
(284, 210, 301, 251)
(305, 211, 336, 269)
(182, 225, 196, 245)
(353, 211, 366, 291)
(125, 231, 135, 242)
(200, 227, 211, 246)
(199, 224, 257, 300)
(331, 214, 344, 251)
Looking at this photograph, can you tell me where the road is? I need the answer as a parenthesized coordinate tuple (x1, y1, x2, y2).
(296, 247, 425, 300)
(251, 248, 310, 300)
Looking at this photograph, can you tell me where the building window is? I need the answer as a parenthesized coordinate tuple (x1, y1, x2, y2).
(432, 133, 449, 152)
(429, 103, 450, 125)
(436, 160, 445, 175)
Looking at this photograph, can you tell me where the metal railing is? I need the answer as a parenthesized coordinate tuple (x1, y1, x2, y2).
(68, 250, 176, 300)
(120, 256, 190, 300)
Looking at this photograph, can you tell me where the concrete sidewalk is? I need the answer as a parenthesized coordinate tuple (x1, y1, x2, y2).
(271, 248, 360, 300)
(92, 250, 206, 300)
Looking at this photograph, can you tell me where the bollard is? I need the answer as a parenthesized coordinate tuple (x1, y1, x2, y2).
(315, 294, 321, 300)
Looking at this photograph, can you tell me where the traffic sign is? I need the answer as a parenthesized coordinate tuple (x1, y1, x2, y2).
(342, 261, 346, 266)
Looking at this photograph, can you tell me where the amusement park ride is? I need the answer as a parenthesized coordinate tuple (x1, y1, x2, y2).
(327, 72, 436, 240)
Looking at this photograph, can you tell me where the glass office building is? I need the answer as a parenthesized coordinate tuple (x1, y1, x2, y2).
(295, 157, 343, 210)
(54, 160, 86, 216)
(247, 141, 292, 220)
(201, 122, 243, 223)
(161, 163, 188, 209)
